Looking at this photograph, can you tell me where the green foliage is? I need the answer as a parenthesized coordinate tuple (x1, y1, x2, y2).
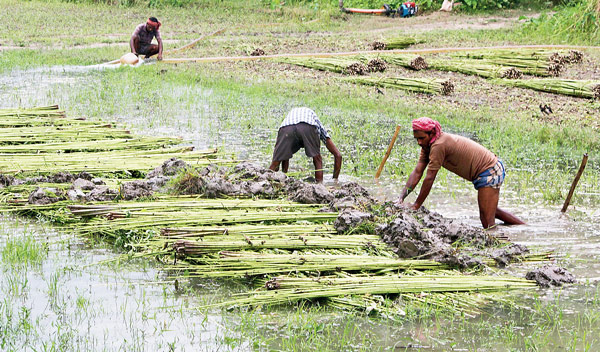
(520, 0, 600, 44)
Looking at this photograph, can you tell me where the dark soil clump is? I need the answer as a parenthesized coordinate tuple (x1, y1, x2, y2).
(86, 186, 118, 202)
(72, 178, 95, 190)
(147, 158, 188, 178)
(526, 265, 576, 287)
(28, 187, 66, 205)
(490, 243, 529, 267)
(47, 172, 75, 183)
(593, 84, 600, 99)
(376, 206, 498, 267)
(334, 209, 373, 233)
(0, 174, 16, 188)
(121, 180, 154, 200)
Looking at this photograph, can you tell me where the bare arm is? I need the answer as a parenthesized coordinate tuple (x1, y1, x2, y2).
(411, 168, 438, 210)
(157, 38, 163, 60)
(312, 155, 323, 183)
(325, 138, 342, 179)
(398, 160, 427, 202)
(130, 36, 137, 54)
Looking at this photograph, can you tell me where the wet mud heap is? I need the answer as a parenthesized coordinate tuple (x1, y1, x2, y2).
(377, 206, 497, 267)
(526, 265, 576, 287)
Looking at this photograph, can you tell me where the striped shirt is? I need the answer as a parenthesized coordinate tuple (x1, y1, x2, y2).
(280, 107, 330, 142)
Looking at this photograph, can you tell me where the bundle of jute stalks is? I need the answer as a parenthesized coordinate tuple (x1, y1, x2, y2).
(341, 76, 454, 95)
(493, 78, 600, 99)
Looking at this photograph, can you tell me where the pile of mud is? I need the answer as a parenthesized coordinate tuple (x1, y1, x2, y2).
(526, 265, 576, 287)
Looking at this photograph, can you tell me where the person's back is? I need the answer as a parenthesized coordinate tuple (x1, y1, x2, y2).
(419, 132, 497, 181)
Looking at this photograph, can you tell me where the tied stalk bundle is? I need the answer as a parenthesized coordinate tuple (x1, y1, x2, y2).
(429, 59, 523, 79)
(0, 147, 221, 175)
(164, 252, 445, 278)
(371, 37, 424, 50)
(379, 54, 429, 70)
(278, 57, 368, 75)
(493, 78, 600, 99)
(450, 50, 565, 76)
(341, 76, 454, 95)
(205, 274, 536, 309)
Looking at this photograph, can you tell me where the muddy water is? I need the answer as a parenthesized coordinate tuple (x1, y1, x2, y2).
(0, 218, 245, 351)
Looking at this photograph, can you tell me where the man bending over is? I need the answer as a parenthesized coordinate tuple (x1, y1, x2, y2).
(269, 107, 342, 183)
(397, 117, 525, 229)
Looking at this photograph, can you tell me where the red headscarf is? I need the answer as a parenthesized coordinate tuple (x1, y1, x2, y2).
(412, 117, 442, 145)
(147, 18, 161, 29)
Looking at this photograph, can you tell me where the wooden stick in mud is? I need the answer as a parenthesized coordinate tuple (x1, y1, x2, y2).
(375, 125, 401, 179)
(561, 153, 588, 213)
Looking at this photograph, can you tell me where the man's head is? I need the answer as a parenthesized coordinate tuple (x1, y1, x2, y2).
(146, 17, 161, 32)
(412, 117, 441, 149)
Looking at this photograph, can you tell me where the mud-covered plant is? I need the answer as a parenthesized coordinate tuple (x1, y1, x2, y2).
(169, 169, 205, 195)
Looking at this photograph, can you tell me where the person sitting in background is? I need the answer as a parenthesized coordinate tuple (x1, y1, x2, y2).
(130, 17, 163, 60)
(269, 107, 342, 183)
(397, 117, 525, 229)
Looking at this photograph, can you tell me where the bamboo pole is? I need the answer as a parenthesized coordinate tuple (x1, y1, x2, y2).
(375, 125, 401, 179)
(561, 153, 589, 213)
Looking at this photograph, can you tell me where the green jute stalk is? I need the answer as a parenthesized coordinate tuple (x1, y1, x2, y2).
(202, 274, 536, 309)
(428, 59, 523, 79)
(0, 137, 183, 153)
(162, 253, 445, 278)
(278, 57, 369, 75)
(341, 76, 454, 95)
(371, 37, 424, 50)
(493, 78, 600, 99)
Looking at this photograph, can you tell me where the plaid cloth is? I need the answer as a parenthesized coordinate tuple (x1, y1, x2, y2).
(472, 159, 505, 190)
(280, 107, 330, 143)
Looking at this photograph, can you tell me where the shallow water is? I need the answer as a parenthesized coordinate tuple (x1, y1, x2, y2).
(1, 64, 600, 350)
(0, 218, 247, 351)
